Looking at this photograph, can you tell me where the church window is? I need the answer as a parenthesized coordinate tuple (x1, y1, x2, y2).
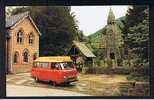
(13, 51, 19, 63)
(23, 49, 29, 63)
(17, 30, 23, 44)
(29, 33, 33, 45)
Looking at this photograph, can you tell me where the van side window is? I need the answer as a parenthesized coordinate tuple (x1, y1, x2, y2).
(36, 62, 40, 68)
(51, 63, 61, 70)
(51, 63, 56, 69)
(35, 62, 48, 68)
(36, 62, 39, 68)
(39, 63, 43, 68)
(42, 63, 48, 69)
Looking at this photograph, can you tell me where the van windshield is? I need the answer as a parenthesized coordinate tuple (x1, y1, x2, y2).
(60, 62, 74, 70)
(51, 62, 74, 70)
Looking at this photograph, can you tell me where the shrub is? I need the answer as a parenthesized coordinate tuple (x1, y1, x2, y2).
(130, 57, 149, 75)
(83, 67, 131, 74)
(127, 73, 149, 81)
(112, 89, 121, 96)
(111, 68, 131, 74)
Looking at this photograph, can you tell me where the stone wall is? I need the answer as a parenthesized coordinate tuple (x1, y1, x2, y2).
(119, 82, 149, 96)
(7, 17, 39, 74)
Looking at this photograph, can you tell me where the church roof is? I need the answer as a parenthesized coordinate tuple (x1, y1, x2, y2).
(72, 41, 96, 58)
(6, 12, 29, 28)
(107, 8, 115, 24)
(6, 12, 41, 35)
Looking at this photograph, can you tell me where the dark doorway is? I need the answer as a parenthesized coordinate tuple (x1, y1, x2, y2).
(110, 53, 115, 59)
(117, 59, 123, 66)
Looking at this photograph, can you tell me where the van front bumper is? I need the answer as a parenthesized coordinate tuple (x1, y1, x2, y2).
(64, 76, 78, 83)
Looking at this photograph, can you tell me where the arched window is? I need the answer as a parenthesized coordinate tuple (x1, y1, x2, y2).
(29, 33, 33, 45)
(13, 51, 19, 63)
(23, 49, 29, 63)
(17, 30, 23, 44)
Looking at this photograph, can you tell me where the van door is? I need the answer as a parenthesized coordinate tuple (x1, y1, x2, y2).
(48, 63, 62, 83)
(32, 62, 40, 79)
(39, 62, 50, 81)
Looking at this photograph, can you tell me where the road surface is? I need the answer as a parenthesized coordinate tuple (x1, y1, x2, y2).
(7, 84, 89, 96)
(7, 72, 128, 96)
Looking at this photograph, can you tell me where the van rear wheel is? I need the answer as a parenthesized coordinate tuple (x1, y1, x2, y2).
(49, 81, 57, 86)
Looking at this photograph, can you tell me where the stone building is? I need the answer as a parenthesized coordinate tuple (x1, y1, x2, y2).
(6, 12, 41, 74)
(101, 8, 124, 68)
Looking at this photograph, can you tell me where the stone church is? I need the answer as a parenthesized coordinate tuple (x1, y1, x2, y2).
(101, 8, 124, 68)
(6, 12, 41, 74)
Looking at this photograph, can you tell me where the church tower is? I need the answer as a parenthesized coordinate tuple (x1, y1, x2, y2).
(104, 8, 124, 68)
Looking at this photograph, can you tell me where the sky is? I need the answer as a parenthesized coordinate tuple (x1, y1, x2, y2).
(71, 6, 129, 36)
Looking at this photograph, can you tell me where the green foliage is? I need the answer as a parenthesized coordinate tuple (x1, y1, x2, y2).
(127, 73, 149, 82)
(10, 6, 79, 56)
(123, 6, 149, 61)
(112, 68, 131, 75)
(125, 6, 148, 27)
(121, 6, 149, 80)
(88, 16, 125, 49)
(84, 66, 131, 74)
(127, 18, 149, 60)
(112, 89, 121, 96)
(93, 49, 105, 60)
(76, 30, 88, 42)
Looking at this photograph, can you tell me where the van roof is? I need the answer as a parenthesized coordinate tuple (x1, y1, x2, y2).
(34, 56, 73, 62)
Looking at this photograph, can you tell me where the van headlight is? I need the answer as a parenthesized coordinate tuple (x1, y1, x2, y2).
(77, 76, 79, 80)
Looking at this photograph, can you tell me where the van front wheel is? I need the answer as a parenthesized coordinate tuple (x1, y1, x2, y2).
(53, 81, 57, 86)
(34, 77, 39, 82)
(65, 82, 70, 85)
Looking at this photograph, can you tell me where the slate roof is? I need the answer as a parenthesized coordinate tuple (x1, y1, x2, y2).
(73, 41, 96, 58)
(6, 12, 41, 36)
(6, 12, 29, 28)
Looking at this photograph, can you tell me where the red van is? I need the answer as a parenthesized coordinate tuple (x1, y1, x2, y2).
(31, 56, 78, 86)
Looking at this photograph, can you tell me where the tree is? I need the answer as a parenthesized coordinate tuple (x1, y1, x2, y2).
(76, 30, 88, 42)
(9, 6, 79, 56)
(122, 6, 149, 71)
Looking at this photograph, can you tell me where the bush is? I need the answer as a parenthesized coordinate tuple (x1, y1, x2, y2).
(76, 64, 83, 72)
(112, 68, 131, 75)
(127, 73, 149, 81)
(112, 89, 121, 96)
(83, 67, 104, 74)
(130, 57, 149, 75)
(84, 67, 97, 74)
(83, 67, 131, 74)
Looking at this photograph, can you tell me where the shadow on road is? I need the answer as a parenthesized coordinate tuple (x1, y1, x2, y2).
(37, 80, 76, 88)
